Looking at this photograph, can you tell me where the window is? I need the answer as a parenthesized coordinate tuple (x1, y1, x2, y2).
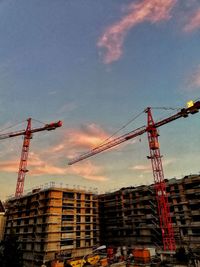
(61, 239, 73, 246)
(76, 240, 80, 248)
(62, 226, 73, 232)
(85, 194, 90, 201)
(76, 215, 81, 222)
(62, 215, 74, 222)
(85, 216, 90, 223)
(86, 208, 90, 214)
(77, 193, 81, 200)
(76, 231, 80, 237)
(63, 192, 74, 199)
(77, 208, 81, 213)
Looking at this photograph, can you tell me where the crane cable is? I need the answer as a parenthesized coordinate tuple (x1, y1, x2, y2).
(95, 110, 145, 147)
(92, 105, 182, 149)
(0, 117, 51, 134)
(0, 120, 27, 133)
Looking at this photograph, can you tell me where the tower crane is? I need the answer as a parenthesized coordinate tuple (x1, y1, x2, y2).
(68, 100, 200, 251)
(0, 118, 62, 198)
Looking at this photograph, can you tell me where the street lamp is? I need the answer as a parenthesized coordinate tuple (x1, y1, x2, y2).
(81, 245, 106, 267)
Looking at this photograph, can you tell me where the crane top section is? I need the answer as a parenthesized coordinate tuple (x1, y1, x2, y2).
(0, 120, 62, 140)
(68, 101, 200, 165)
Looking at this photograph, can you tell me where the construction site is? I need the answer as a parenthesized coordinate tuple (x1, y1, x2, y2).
(0, 100, 200, 267)
(2, 173, 200, 267)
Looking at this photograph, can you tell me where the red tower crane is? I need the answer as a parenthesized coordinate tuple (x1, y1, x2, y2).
(68, 100, 200, 251)
(0, 119, 62, 198)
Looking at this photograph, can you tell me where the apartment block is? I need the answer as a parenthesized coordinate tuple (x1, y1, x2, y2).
(4, 187, 99, 267)
(169, 174, 200, 249)
(98, 174, 200, 251)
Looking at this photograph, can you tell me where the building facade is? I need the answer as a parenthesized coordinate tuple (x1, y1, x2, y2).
(4, 187, 99, 267)
(98, 174, 200, 252)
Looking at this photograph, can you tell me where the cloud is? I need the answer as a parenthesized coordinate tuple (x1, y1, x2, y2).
(0, 160, 19, 172)
(97, 0, 177, 64)
(64, 124, 110, 158)
(0, 123, 112, 185)
(131, 164, 152, 173)
(130, 158, 175, 173)
(184, 9, 200, 32)
(0, 148, 108, 182)
(69, 161, 108, 181)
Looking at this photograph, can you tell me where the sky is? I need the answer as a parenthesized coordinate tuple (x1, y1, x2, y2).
(0, 0, 200, 200)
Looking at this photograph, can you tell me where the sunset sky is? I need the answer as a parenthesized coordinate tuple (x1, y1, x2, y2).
(0, 0, 200, 200)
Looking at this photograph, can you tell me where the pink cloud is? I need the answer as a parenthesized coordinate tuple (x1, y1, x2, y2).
(0, 160, 19, 172)
(63, 124, 110, 158)
(28, 151, 107, 181)
(69, 161, 108, 181)
(0, 124, 111, 182)
(98, 0, 177, 64)
(0, 151, 107, 182)
(184, 9, 200, 32)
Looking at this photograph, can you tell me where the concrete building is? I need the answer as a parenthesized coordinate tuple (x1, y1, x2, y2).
(98, 174, 200, 252)
(0, 200, 5, 241)
(4, 186, 99, 267)
(3, 174, 200, 266)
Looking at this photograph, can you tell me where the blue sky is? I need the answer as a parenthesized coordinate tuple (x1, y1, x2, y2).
(0, 0, 200, 200)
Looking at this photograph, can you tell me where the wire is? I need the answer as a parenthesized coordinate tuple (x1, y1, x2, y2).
(31, 118, 46, 125)
(0, 120, 27, 133)
(151, 107, 179, 111)
(94, 110, 145, 147)
(194, 96, 200, 102)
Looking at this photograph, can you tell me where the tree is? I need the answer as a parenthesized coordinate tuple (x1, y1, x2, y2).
(0, 229, 23, 267)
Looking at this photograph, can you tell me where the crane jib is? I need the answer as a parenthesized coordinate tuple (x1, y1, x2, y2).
(68, 101, 200, 165)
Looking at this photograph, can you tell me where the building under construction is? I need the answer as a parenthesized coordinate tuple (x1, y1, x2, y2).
(3, 174, 200, 266)
(98, 174, 200, 252)
(4, 186, 99, 267)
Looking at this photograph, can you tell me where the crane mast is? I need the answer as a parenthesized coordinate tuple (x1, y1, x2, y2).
(68, 100, 200, 251)
(0, 119, 62, 197)
(15, 118, 32, 197)
(146, 108, 175, 251)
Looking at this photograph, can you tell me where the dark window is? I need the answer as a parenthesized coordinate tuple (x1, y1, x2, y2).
(76, 240, 80, 248)
(85, 216, 90, 223)
(62, 215, 74, 222)
(63, 192, 74, 199)
(85, 194, 90, 201)
(61, 239, 73, 246)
